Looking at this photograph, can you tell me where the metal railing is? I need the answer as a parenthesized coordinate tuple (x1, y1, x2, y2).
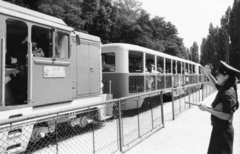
(0, 83, 216, 154)
(171, 83, 216, 120)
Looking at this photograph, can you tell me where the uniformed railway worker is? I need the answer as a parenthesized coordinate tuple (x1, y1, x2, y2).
(199, 61, 239, 154)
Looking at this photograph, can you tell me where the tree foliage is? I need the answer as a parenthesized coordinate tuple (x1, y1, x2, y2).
(5, 0, 194, 59)
(200, 0, 240, 76)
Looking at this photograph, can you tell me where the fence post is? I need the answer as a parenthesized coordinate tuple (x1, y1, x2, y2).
(202, 84, 204, 101)
(171, 89, 175, 120)
(185, 88, 186, 110)
(179, 89, 181, 113)
(137, 97, 140, 138)
(109, 80, 111, 94)
(160, 91, 164, 127)
(193, 86, 195, 104)
(199, 85, 201, 102)
(150, 94, 154, 129)
(188, 87, 191, 108)
(118, 100, 123, 152)
(55, 114, 59, 154)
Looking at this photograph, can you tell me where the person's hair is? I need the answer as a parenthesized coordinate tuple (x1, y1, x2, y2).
(217, 74, 239, 112)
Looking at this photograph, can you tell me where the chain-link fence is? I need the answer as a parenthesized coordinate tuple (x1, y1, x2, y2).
(0, 101, 119, 154)
(119, 92, 164, 152)
(0, 83, 216, 154)
(0, 91, 164, 154)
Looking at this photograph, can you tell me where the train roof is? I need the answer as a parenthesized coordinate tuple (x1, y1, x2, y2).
(0, 1, 73, 31)
(102, 43, 200, 65)
(74, 31, 101, 43)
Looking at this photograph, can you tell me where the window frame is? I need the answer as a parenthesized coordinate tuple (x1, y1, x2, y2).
(128, 50, 143, 73)
(102, 52, 116, 72)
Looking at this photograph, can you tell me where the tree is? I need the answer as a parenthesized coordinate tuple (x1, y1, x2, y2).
(190, 42, 199, 63)
(112, 0, 142, 21)
(229, 0, 240, 70)
(5, 0, 190, 59)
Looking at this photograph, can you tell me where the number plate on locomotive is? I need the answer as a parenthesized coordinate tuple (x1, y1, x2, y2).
(43, 66, 66, 78)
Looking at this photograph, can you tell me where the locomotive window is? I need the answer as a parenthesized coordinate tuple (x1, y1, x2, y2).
(173, 60, 177, 74)
(166, 58, 172, 74)
(145, 53, 155, 73)
(55, 31, 69, 59)
(129, 51, 143, 73)
(32, 26, 52, 58)
(157, 56, 164, 73)
(102, 53, 115, 72)
(177, 61, 181, 74)
(6, 19, 28, 67)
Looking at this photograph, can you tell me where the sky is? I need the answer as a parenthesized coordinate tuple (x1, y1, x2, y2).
(139, 0, 233, 49)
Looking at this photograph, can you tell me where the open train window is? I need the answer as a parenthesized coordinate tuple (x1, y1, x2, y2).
(182, 62, 185, 74)
(199, 66, 202, 74)
(157, 56, 164, 73)
(185, 63, 189, 74)
(31, 26, 52, 58)
(166, 58, 172, 74)
(102, 53, 115, 72)
(55, 31, 69, 59)
(177, 61, 181, 74)
(190, 64, 193, 74)
(129, 51, 143, 73)
(146, 53, 155, 73)
(193, 65, 196, 74)
(173, 60, 177, 74)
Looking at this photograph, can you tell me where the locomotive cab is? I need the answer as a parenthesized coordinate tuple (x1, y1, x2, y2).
(1, 17, 73, 108)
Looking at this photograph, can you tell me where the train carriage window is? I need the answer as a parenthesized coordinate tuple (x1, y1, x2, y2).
(189, 64, 192, 74)
(177, 61, 181, 74)
(199, 66, 202, 74)
(166, 58, 172, 74)
(102, 53, 115, 72)
(185, 63, 189, 74)
(6, 19, 28, 67)
(193, 65, 196, 74)
(55, 31, 69, 59)
(157, 56, 164, 73)
(32, 26, 52, 58)
(129, 51, 143, 73)
(182, 62, 185, 74)
(173, 60, 177, 74)
(145, 53, 155, 73)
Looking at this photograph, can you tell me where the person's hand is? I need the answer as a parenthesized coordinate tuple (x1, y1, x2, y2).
(202, 65, 211, 75)
(198, 103, 207, 112)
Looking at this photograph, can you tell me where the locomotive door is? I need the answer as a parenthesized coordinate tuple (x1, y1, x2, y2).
(31, 27, 72, 105)
(89, 44, 100, 93)
(76, 41, 100, 95)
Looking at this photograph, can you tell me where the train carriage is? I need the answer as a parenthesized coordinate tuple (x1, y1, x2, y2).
(0, 1, 113, 153)
(101, 43, 204, 110)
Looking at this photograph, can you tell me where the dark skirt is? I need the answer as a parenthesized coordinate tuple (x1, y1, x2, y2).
(207, 124, 234, 154)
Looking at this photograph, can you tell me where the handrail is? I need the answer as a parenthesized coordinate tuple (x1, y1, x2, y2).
(28, 41, 33, 103)
(1, 37, 5, 107)
(0, 82, 208, 126)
